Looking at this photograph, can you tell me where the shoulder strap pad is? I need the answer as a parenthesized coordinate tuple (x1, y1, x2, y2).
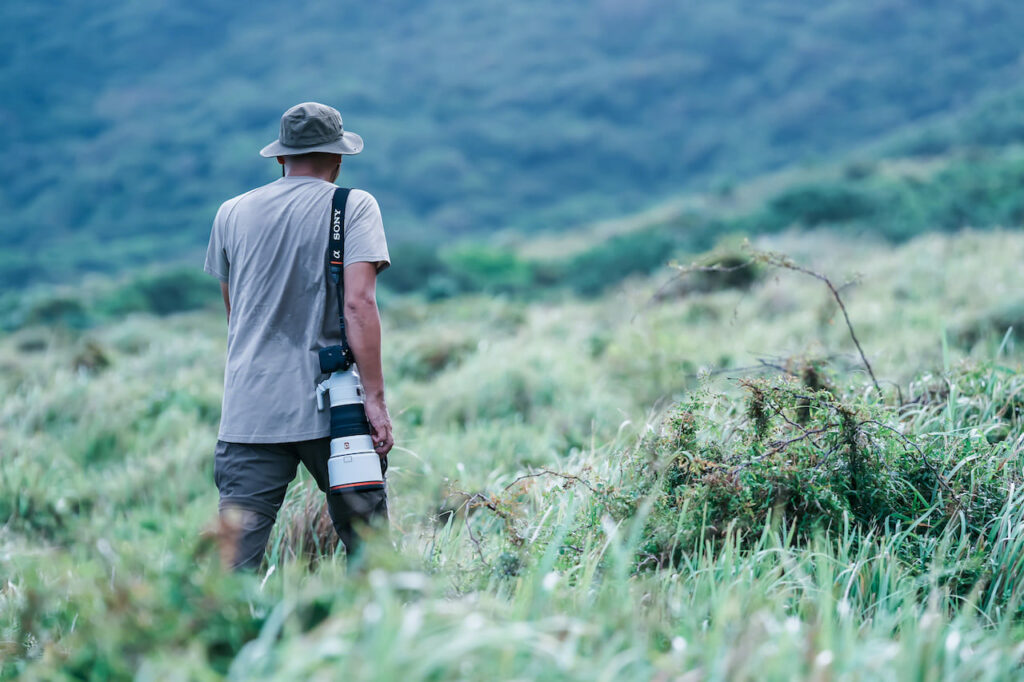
(326, 188, 353, 369)
(328, 187, 351, 281)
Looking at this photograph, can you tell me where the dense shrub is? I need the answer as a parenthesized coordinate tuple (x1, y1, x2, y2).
(440, 244, 536, 295)
(654, 252, 762, 301)
(917, 156, 1024, 231)
(383, 242, 447, 294)
(562, 228, 680, 296)
(605, 366, 1024, 573)
(0, 267, 219, 333)
(953, 299, 1024, 349)
(96, 267, 217, 316)
(2, 542, 269, 679)
(763, 183, 878, 228)
(22, 296, 91, 330)
(395, 333, 478, 381)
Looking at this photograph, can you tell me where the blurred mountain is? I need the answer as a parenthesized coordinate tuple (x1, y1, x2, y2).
(4, 0, 1024, 287)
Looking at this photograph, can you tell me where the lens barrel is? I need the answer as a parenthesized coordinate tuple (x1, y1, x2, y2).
(330, 403, 371, 437)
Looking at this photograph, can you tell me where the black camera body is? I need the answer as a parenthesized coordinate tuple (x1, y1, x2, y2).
(319, 344, 353, 374)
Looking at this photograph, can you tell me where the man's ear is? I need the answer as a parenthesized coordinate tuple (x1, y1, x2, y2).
(276, 156, 287, 166)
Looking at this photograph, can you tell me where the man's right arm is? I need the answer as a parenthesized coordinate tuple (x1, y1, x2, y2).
(343, 261, 393, 457)
(205, 202, 231, 314)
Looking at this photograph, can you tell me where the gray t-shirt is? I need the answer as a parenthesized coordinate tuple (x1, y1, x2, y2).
(204, 177, 390, 443)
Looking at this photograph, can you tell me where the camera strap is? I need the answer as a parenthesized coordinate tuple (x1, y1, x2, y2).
(327, 187, 353, 367)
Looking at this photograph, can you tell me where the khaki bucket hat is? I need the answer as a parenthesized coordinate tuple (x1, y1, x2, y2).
(259, 102, 364, 157)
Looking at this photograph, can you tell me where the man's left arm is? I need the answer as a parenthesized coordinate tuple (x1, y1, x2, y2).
(344, 262, 392, 456)
(342, 190, 392, 455)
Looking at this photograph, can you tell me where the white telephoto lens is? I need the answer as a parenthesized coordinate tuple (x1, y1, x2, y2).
(328, 435, 384, 492)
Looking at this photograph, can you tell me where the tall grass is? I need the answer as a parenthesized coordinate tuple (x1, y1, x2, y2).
(3, 231, 1024, 679)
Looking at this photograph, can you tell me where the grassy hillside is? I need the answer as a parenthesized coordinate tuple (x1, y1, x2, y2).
(4, 229, 1024, 678)
(6, 0, 1024, 287)
(7, 133, 1024, 332)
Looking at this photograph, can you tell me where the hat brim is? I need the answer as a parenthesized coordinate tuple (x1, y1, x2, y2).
(259, 130, 364, 157)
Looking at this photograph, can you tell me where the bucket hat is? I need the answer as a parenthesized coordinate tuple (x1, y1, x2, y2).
(259, 102, 364, 157)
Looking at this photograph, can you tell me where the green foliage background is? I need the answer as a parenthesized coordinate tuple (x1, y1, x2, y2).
(6, 0, 1024, 286)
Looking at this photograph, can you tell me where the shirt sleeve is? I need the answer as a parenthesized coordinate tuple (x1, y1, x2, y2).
(344, 190, 391, 273)
(204, 203, 230, 282)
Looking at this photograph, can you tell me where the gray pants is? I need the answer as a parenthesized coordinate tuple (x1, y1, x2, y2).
(214, 438, 388, 570)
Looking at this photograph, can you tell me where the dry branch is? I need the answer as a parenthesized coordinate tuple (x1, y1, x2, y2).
(751, 249, 882, 394)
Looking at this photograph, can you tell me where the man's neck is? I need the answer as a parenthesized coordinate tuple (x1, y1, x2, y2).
(284, 169, 335, 181)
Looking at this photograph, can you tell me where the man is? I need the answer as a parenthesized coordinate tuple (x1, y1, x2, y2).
(204, 102, 393, 570)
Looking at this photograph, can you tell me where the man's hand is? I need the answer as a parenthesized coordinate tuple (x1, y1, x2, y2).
(364, 395, 393, 456)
